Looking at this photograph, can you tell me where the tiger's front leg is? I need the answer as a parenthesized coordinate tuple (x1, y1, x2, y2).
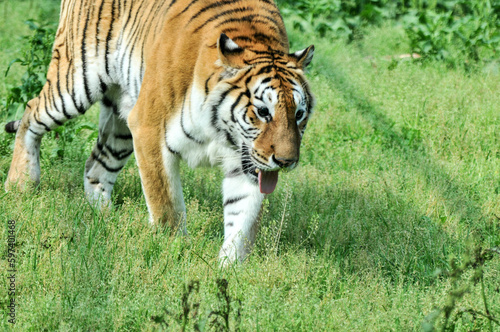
(219, 173, 264, 264)
(129, 123, 187, 234)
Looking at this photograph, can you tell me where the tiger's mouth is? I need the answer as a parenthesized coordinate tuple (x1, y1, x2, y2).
(241, 145, 280, 194)
(255, 168, 279, 194)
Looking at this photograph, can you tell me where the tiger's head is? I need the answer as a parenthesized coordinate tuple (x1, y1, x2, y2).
(209, 34, 315, 194)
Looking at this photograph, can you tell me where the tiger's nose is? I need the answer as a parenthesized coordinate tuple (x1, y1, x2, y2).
(273, 156, 298, 168)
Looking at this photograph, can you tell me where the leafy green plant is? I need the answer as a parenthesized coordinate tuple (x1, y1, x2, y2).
(2, 19, 97, 161)
(403, 1, 500, 65)
(278, 0, 398, 39)
(422, 246, 500, 331)
(151, 279, 241, 331)
(2, 20, 56, 120)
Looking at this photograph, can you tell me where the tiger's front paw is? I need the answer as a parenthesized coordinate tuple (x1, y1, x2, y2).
(218, 246, 238, 267)
(218, 236, 253, 267)
(5, 164, 40, 192)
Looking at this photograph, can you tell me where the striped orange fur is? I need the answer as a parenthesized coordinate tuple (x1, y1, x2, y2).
(5, 0, 315, 264)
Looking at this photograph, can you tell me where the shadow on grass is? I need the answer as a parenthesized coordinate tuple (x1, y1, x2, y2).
(318, 57, 484, 227)
(263, 176, 452, 284)
(259, 54, 496, 283)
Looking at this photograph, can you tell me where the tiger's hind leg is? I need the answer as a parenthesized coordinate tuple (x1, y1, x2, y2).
(84, 88, 133, 207)
(5, 68, 97, 191)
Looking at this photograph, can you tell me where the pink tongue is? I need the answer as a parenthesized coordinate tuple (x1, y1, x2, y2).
(258, 170, 279, 194)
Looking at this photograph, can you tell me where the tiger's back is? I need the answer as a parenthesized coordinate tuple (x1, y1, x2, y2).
(6, 0, 315, 264)
(50, 0, 289, 109)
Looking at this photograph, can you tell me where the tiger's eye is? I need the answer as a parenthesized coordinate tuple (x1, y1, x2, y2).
(257, 107, 270, 118)
(296, 110, 305, 121)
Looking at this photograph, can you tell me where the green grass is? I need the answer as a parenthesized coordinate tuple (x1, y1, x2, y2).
(1, 1, 500, 330)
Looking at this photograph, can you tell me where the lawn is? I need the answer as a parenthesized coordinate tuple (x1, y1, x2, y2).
(0, 0, 499, 330)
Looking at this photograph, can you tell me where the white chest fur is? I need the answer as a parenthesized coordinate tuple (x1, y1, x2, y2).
(164, 86, 238, 171)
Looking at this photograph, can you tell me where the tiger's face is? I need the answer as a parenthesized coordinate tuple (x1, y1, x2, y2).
(214, 34, 315, 194)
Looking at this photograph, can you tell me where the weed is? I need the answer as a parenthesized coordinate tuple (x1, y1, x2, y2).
(0, 19, 98, 161)
(208, 279, 242, 332)
(277, 0, 398, 40)
(151, 279, 241, 331)
(422, 246, 500, 331)
(2, 20, 55, 120)
(403, 1, 500, 66)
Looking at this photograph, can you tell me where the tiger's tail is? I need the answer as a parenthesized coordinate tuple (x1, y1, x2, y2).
(5, 120, 21, 133)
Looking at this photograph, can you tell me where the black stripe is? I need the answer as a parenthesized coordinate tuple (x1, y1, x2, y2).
(86, 177, 100, 185)
(115, 133, 133, 140)
(76, 0, 85, 35)
(92, 152, 124, 173)
(189, 0, 243, 23)
(229, 92, 245, 123)
(121, 0, 136, 35)
(226, 168, 242, 177)
(122, 1, 146, 79)
(29, 128, 43, 136)
(221, 27, 238, 35)
(193, 7, 254, 32)
(96, 141, 110, 159)
(105, 0, 117, 76)
(237, 67, 255, 86)
(223, 195, 248, 207)
(100, 78, 108, 94)
(258, 0, 275, 5)
(257, 87, 272, 100)
(95, 0, 106, 55)
(43, 89, 64, 125)
(139, 41, 146, 84)
(166, 142, 180, 155)
(261, 77, 272, 85)
(256, 11, 284, 35)
(129, 3, 155, 97)
(284, 76, 297, 86)
(102, 96, 114, 108)
(180, 96, 204, 144)
(66, 55, 86, 114)
(241, 145, 258, 181)
(33, 111, 51, 132)
(180, 118, 203, 143)
(211, 86, 238, 128)
(214, 16, 279, 34)
(81, 2, 93, 105)
(233, 36, 253, 44)
(204, 73, 213, 96)
(54, 54, 71, 119)
(65, 58, 73, 108)
(248, 49, 284, 56)
(256, 65, 274, 76)
(45, 80, 63, 118)
(125, 35, 141, 95)
(225, 131, 237, 147)
(234, 123, 255, 140)
(138, 1, 163, 85)
(175, 0, 202, 18)
(241, 103, 252, 125)
(104, 143, 133, 160)
(252, 32, 279, 45)
(167, 0, 177, 11)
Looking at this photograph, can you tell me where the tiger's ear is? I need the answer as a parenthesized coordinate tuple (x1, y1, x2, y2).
(217, 33, 245, 69)
(290, 45, 315, 69)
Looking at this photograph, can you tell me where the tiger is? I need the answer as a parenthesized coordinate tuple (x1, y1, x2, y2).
(4, 0, 315, 264)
